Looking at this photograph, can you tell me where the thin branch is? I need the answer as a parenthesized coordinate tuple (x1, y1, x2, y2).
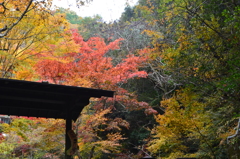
(0, 0, 33, 38)
(227, 118, 240, 144)
(0, 2, 7, 14)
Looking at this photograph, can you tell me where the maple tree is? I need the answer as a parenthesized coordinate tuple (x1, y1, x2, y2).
(0, 1, 156, 158)
(0, 1, 72, 157)
(16, 29, 155, 158)
(2, 0, 240, 158)
(33, 29, 147, 86)
(0, 0, 35, 38)
(74, 108, 127, 158)
(0, 0, 70, 78)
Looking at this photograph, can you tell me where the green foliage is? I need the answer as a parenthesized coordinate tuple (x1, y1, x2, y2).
(133, 0, 240, 158)
(0, 142, 15, 158)
(77, 15, 104, 39)
(56, 8, 82, 24)
(0, 118, 65, 158)
(120, 5, 136, 22)
(2, 0, 240, 158)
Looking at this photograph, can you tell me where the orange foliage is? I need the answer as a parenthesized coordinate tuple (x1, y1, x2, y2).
(35, 30, 147, 85)
(34, 30, 154, 113)
(29, 29, 158, 156)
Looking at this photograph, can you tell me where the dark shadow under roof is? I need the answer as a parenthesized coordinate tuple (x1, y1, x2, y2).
(0, 78, 114, 121)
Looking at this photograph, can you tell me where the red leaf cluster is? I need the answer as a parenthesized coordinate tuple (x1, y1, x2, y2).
(34, 29, 156, 113)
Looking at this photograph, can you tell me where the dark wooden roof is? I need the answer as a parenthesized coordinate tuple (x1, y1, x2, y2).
(0, 78, 114, 121)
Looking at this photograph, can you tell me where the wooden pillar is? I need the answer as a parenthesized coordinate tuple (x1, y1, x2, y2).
(65, 116, 73, 159)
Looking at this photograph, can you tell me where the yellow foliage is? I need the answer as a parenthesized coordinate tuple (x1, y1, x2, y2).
(148, 88, 211, 157)
(76, 107, 127, 158)
(0, 0, 70, 79)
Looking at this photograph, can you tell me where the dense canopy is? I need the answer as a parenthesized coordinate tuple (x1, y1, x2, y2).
(0, 0, 240, 159)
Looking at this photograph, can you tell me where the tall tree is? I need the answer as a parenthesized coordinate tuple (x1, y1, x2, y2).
(0, 0, 70, 78)
(28, 30, 156, 158)
(133, 0, 240, 158)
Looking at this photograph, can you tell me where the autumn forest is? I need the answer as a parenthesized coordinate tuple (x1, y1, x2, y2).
(0, 0, 240, 158)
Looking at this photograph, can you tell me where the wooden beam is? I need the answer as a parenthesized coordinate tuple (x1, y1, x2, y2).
(65, 116, 73, 159)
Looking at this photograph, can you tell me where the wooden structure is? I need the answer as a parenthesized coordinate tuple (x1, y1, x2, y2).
(0, 78, 114, 158)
